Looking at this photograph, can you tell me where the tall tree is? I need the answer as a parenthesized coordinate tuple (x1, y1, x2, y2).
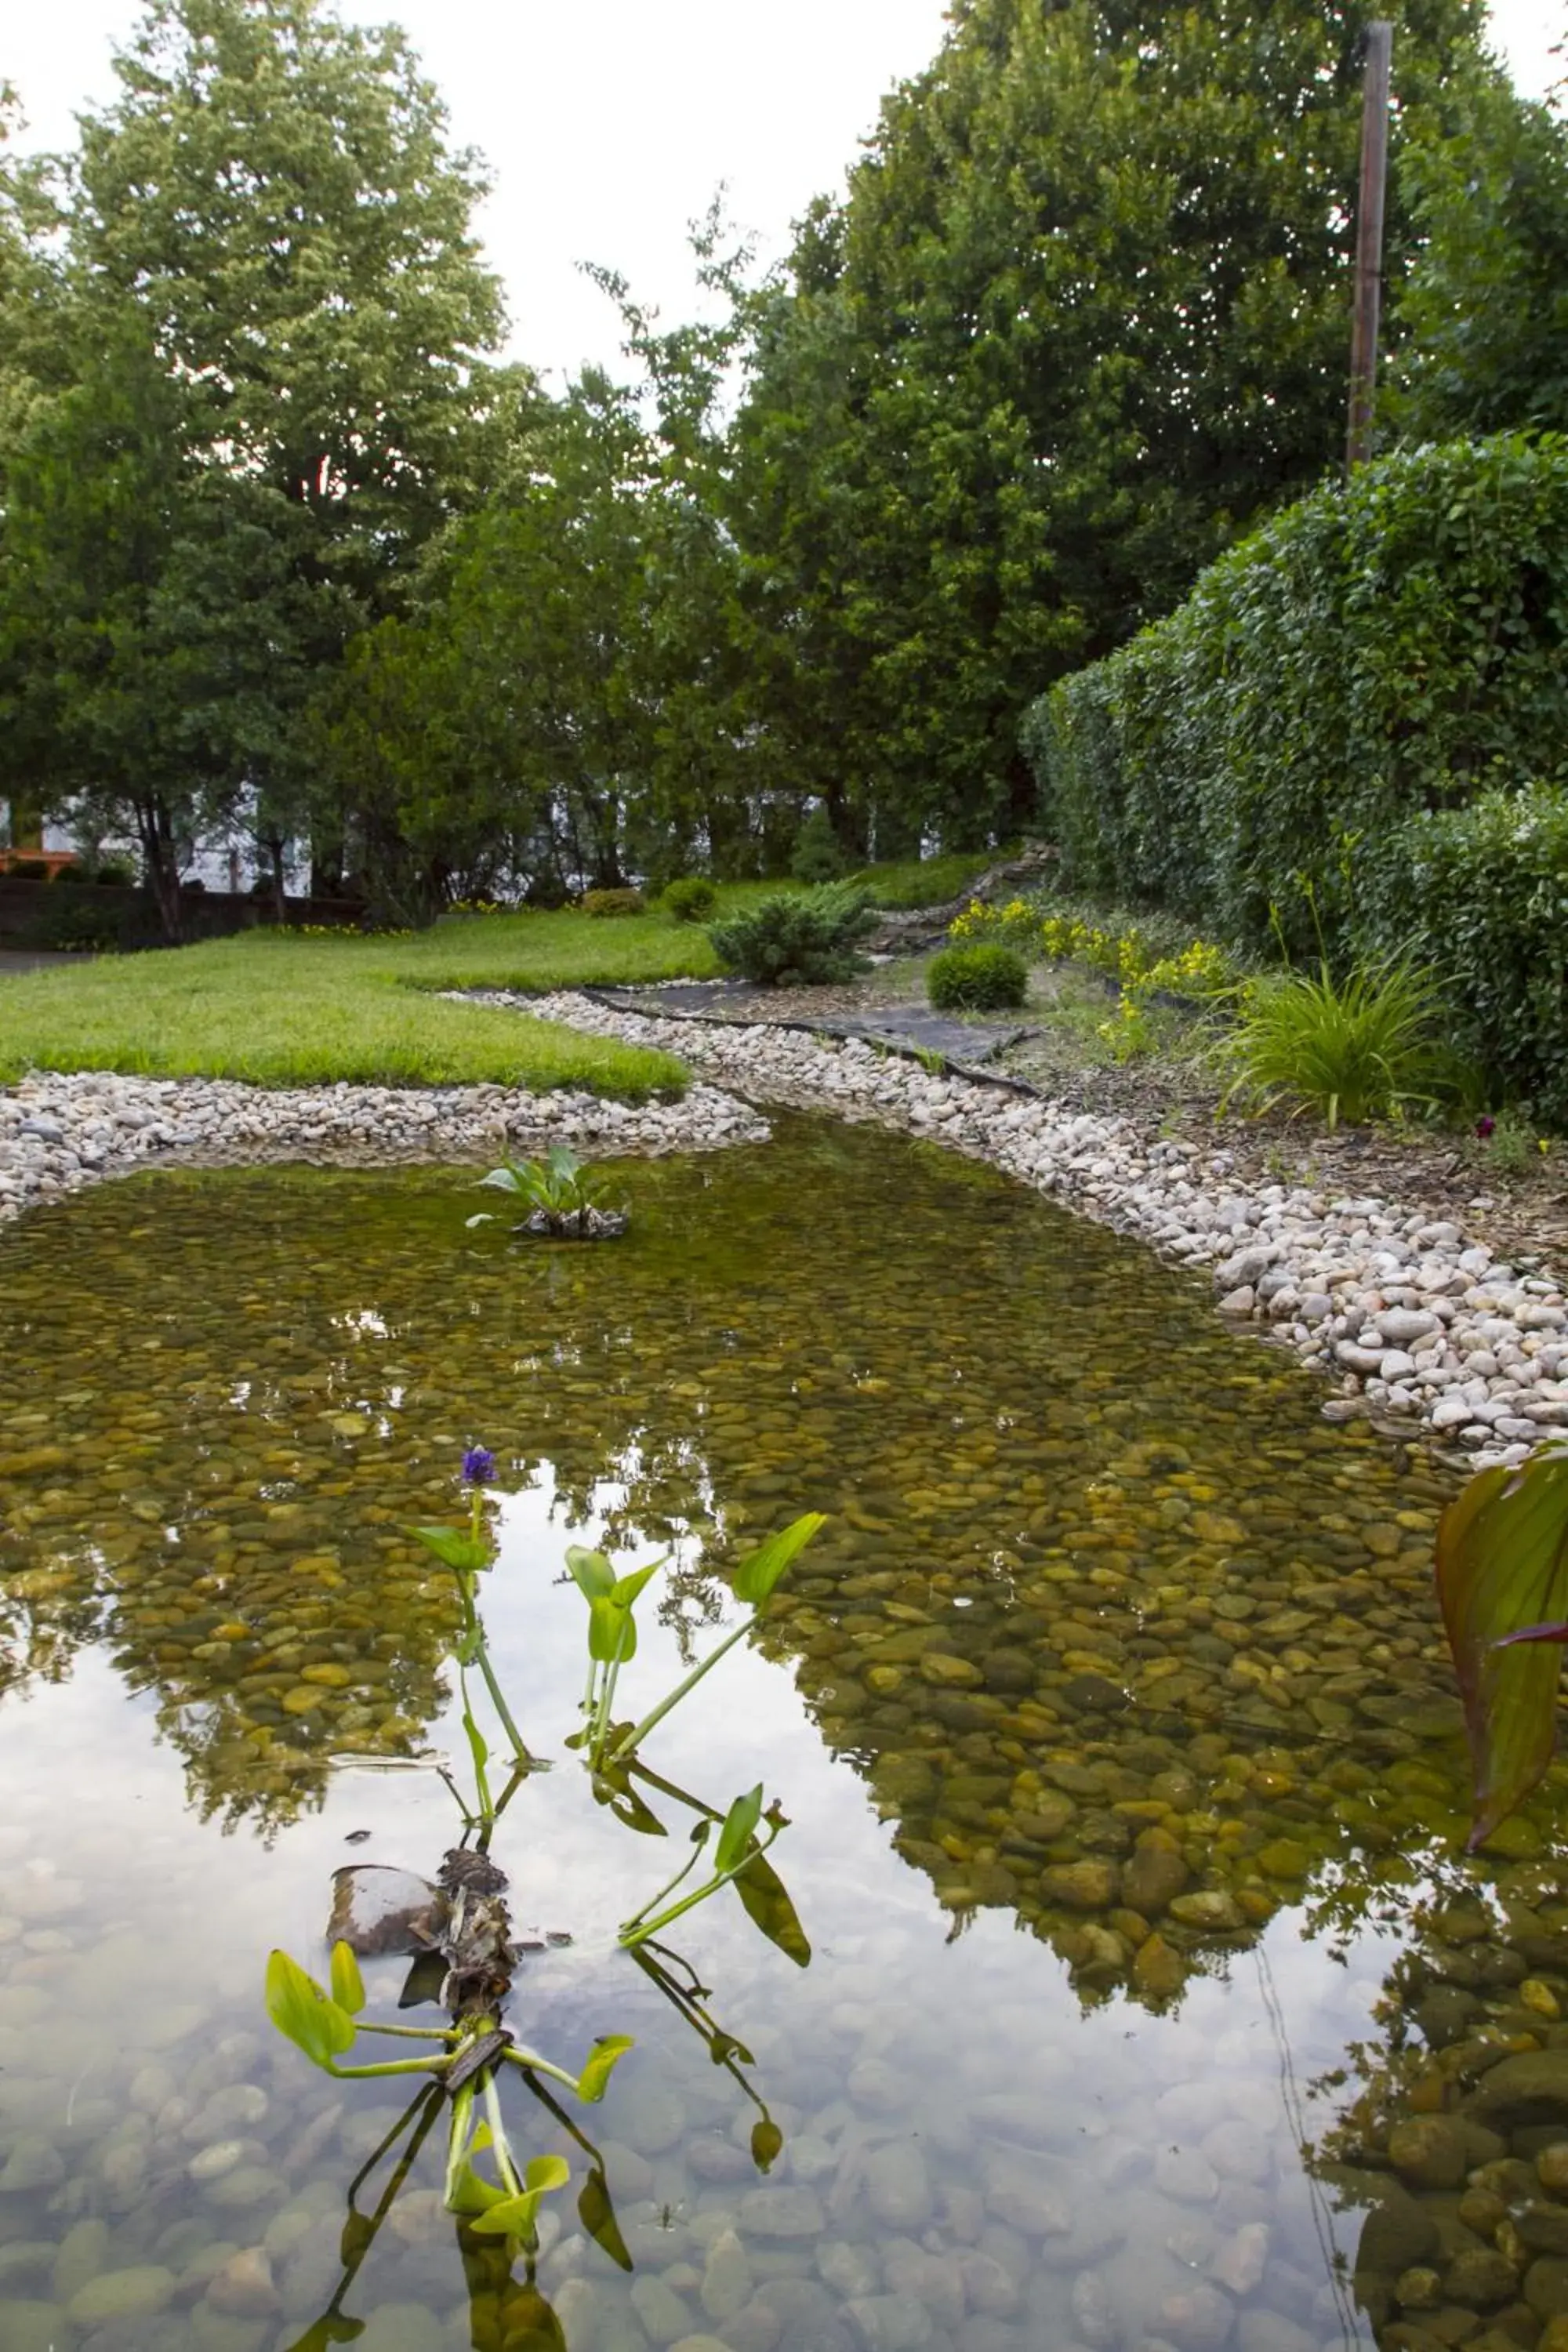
(1, 0, 526, 924)
(733, 0, 1497, 851)
(1393, 61, 1568, 437)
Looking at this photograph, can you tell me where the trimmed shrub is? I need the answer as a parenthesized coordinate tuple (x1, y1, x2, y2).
(1367, 784, 1568, 1127)
(790, 809, 847, 884)
(1023, 434, 1568, 960)
(581, 887, 646, 919)
(6, 858, 49, 880)
(709, 884, 875, 985)
(662, 877, 717, 924)
(927, 945, 1029, 1011)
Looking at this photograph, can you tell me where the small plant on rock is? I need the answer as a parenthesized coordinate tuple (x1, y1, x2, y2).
(466, 1146, 628, 1240)
(927, 944, 1029, 1013)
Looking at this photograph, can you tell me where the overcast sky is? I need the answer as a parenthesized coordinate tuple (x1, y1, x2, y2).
(5, 1, 1561, 388)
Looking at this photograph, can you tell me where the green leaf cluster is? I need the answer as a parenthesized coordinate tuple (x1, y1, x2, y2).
(926, 946, 1028, 1014)
(1025, 433, 1568, 1116)
(708, 886, 876, 987)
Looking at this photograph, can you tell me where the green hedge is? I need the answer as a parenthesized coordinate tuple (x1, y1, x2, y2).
(1022, 434, 1568, 957)
(1364, 784, 1568, 1126)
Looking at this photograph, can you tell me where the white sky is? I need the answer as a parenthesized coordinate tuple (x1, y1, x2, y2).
(4, 0, 1562, 388)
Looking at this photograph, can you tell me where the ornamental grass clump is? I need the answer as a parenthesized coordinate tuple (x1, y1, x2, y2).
(1217, 956, 1459, 1129)
(927, 944, 1029, 1011)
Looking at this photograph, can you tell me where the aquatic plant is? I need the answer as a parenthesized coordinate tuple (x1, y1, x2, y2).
(567, 1513, 825, 1771)
(1435, 1440, 1568, 1845)
(466, 1144, 621, 1237)
(412, 1457, 540, 1810)
(264, 1446, 818, 2320)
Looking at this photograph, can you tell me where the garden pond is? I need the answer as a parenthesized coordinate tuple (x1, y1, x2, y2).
(2, 1116, 1567, 2352)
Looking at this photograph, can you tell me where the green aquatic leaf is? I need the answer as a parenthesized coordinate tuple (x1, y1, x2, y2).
(612, 1562, 661, 1610)
(266, 1950, 357, 2070)
(525, 2154, 572, 2194)
(328, 1941, 366, 2016)
(470, 2191, 543, 2239)
(591, 1761, 667, 1838)
(751, 2117, 784, 2173)
(733, 1849, 811, 1968)
(339, 2209, 376, 2267)
(588, 1592, 634, 1664)
(576, 2034, 634, 2103)
(566, 1545, 615, 1601)
(713, 1784, 764, 1876)
(446, 2158, 506, 2216)
(462, 1706, 490, 1780)
(1436, 1445, 1568, 1845)
(708, 2028, 756, 2067)
(409, 1525, 492, 1575)
(732, 1513, 826, 1604)
(577, 2167, 633, 2270)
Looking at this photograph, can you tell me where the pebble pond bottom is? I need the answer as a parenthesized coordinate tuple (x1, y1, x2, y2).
(0, 1116, 1563, 2352)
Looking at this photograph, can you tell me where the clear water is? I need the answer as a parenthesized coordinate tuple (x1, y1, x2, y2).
(0, 1118, 1559, 2352)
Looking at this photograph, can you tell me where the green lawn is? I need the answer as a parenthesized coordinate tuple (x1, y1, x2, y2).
(0, 854, 1005, 1091)
(0, 923, 697, 1094)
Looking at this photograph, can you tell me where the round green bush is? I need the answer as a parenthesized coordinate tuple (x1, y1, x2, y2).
(662, 876, 717, 923)
(581, 887, 646, 918)
(927, 944, 1029, 1011)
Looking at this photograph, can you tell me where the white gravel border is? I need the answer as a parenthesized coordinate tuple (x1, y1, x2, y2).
(483, 987, 1568, 1473)
(0, 1066, 768, 1228)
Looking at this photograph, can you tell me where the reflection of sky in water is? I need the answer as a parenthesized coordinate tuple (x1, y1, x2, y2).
(0, 1462, 1394, 2346)
(0, 1134, 1478, 2349)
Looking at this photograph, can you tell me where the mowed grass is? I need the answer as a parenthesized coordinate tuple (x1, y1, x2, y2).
(0, 852, 1004, 1091)
(0, 922, 699, 1094)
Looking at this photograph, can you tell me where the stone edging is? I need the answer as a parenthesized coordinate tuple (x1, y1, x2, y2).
(0, 1068, 768, 1229)
(481, 987, 1568, 1474)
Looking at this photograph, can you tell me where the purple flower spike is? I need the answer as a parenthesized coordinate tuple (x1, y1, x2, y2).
(1475, 1115, 1497, 1139)
(462, 1446, 497, 1486)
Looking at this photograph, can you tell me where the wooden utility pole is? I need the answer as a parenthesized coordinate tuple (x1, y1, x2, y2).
(1346, 20, 1394, 471)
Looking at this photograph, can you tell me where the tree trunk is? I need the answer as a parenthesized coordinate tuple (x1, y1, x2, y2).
(136, 797, 184, 944)
(824, 782, 869, 862)
(260, 831, 289, 924)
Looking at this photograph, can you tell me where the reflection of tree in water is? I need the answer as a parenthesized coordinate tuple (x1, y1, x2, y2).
(1291, 1822, 1568, 2343)
(0, 1138, 1468, 1882)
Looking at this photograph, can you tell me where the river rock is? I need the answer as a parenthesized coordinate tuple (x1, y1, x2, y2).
(1159, 2281, 1236, 2350)
(702, 2230, 753, 2324)
(1042, 1860, 1120, 1911)
(67, 2266, 177, 2327)
(1388, 2116, 1470, 2191)
(738, 2187, 824, 2240)
(633, 2274, 697, 2346)
(866, 2142, 934, 2232)
(847, 2292, 935, 2350)
(205, 2247, 280, 2319)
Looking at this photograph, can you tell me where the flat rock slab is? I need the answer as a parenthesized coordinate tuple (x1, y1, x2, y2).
(591, 987, 1030, 1067)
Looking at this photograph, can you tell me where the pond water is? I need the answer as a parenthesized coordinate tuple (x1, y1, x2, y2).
(2, 1116, 1566, 2352)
